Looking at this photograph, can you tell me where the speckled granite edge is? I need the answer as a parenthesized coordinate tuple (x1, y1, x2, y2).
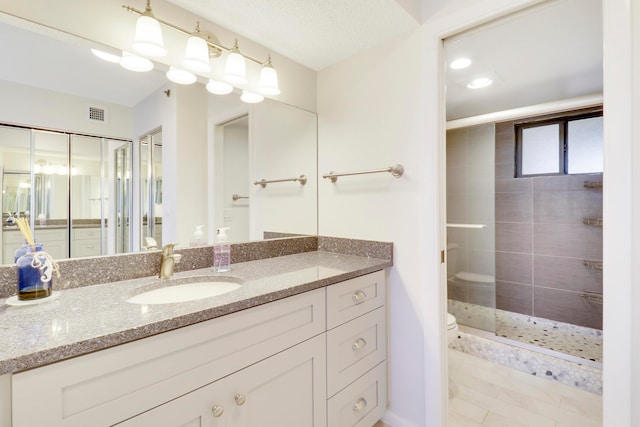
(318, 236, 393, 262)
(0, 236, 319, 298)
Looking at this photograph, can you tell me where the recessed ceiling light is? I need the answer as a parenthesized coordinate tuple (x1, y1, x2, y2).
(467, 77, 493, 89)
(450, 57, 472, 70)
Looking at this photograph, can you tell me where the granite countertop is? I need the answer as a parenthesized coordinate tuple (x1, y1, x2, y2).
(0, 251, 390, 375)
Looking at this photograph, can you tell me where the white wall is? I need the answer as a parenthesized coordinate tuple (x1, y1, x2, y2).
(222, 120, 250, 243)
(318, 1, 639, 426)
(0, 80, 133, 138)
(318, 27, 434, 427)
(250, 100, 317, 239)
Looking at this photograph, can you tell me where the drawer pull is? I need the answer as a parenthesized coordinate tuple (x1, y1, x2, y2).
(235, 394, 247, 406)
(352, 290, 367, 305)
(352, 337, 367, 350)
(352, 397, 367, 412)
(211, 405, 224, 417)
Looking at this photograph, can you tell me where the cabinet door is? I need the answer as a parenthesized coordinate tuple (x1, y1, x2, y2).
(117, 334, 327, 427)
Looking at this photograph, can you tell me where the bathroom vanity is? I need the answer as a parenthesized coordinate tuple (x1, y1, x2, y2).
(0, 247, 390, 427)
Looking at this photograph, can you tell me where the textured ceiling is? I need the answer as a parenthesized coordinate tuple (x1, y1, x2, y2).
(166, 0, 420, 71)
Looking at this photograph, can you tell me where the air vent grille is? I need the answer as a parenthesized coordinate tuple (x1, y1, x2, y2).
(88, 106, 105, 122)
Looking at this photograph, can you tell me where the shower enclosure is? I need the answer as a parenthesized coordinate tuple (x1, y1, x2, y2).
(446, 112, 604, 362)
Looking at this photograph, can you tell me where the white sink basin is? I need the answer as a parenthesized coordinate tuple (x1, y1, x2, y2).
(127, 277, 241, 305)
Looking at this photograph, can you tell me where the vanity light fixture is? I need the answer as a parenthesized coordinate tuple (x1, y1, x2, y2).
(259, 54, 280, 95)
(166, 66, 197, 84)
(132, 0, 166, 57)
(240, 90, 264, 104)
(122, 2, 280, 102)
(450, 57, 472, 70)
(182, 22, 211, 73)
(224, 39, 247, 85)
(206, 79, 233, 95)
(467, 77, 493, 89)
(120, 51, 154, 72)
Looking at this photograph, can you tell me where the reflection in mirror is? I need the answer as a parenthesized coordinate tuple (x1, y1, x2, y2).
(0, 10, 318, 265)
(140, 130, 163, 247)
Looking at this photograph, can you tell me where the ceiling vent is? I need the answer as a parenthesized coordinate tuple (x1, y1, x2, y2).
(88, 106, 106, 122)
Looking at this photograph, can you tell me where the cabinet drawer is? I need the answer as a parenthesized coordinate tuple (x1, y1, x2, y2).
(72, 227, 101, 240)
(12, 288, 326, 427)
(327, 362, 387, 427)
(327, 270, 385, 330)
(116, 334, 327, 427)
(327, 306, 386, 397)
(73, 240, 102, 257)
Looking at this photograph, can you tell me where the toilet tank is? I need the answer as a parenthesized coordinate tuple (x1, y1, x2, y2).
(446, 243, 458, 278)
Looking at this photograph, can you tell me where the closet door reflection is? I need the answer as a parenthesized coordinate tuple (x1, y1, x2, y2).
(112, 141, 131, 254)
(141, 130, 162, 247)
(33, 130, 69, 260)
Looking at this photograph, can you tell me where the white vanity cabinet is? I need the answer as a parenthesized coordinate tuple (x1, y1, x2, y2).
(3, 228, 67, 262)
(117, 334, 326, 427)
(326, 270, 388, 427)
(9, 269, 388, 427)
(71, 227, 102, 257)
(11, 289, 326, 427)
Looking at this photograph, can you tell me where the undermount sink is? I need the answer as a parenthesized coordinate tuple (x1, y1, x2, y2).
(127, 276, 242, 305)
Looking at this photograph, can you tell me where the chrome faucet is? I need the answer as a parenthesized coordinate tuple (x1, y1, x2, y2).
(159, 243, 182, 279)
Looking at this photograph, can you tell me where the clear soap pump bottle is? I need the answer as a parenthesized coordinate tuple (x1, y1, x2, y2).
(214, 227, 231, 273)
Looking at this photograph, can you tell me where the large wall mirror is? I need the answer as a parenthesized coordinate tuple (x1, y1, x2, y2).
(0, 11, 318, 264)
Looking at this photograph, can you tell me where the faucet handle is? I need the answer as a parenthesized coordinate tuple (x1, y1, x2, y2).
(161, 243, 179, 255)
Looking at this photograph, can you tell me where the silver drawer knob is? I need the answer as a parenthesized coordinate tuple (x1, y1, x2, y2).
(352, 398, 367, 412)
(235, 394, 247, 406)
(352, 338, 367, 350)
(352, 290, 367, 304)
(211, 405, 224, 417)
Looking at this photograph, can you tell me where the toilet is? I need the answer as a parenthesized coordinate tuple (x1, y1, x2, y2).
(447, 312, 459, 344)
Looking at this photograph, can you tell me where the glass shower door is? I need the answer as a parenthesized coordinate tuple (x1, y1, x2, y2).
(446, 125, 496, 332)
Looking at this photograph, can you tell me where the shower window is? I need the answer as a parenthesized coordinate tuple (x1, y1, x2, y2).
(515, 110, 603, 177)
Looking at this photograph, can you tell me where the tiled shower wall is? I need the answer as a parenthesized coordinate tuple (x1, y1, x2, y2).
(494, 121, 603, 329)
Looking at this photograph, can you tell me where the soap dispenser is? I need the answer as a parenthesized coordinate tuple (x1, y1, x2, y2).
(191, 225, 204, 246)
(214, 227, 231, 273)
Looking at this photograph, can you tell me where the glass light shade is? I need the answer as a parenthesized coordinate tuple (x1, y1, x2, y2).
(206, 79, 233, 95)
(224, 50, 247, 85)
(120, 51, 154, 72)
(259, 64, 280, 95)
(240, 90, 264, 104)
(133, 14, 167, 57)
(166, 67, 197, 84)
(91, 49, 121, 63)
(183, 35, 210, 73)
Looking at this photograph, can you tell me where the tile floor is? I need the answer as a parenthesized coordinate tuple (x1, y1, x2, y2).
(448, 349, 602, 427)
